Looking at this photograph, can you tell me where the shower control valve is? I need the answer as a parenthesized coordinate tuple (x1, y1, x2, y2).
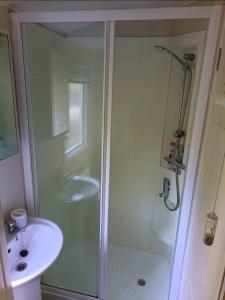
(175, 130, 185, 138)
(159, 177, 170, 200)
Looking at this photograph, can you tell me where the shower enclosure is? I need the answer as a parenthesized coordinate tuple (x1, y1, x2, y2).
(11, 6, 221, 300)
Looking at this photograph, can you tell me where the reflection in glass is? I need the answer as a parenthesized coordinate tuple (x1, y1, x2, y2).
(0, 34, 18, 160)
(22, 22, 105, 297)
(65, 83, 84, 154)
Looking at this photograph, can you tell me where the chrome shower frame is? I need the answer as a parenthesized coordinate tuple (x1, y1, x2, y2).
(10, 6, 222, 300)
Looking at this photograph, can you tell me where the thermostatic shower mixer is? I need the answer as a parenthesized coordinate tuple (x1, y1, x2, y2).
(159, 178, 170, 201)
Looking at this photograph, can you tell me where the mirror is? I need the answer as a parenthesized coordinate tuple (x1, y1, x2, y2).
(0, 33, 18, 160)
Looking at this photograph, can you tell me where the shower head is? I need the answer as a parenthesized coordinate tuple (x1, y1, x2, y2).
(155, 45, 194, 71)
(155, 45, 172, 55)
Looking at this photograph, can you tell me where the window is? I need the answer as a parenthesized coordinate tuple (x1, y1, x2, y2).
(65, 83, 84, 154)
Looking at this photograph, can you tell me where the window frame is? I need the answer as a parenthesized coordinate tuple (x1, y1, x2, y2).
(65, 82, 86, 156)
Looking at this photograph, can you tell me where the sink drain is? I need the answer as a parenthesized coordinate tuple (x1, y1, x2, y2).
(20, 249, 28, 257)
(15, 262, 27, 272)
(137, 279, 146, 286)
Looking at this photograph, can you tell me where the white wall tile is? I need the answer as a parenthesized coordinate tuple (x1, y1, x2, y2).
(133, 124, 162, 162)
(111, 122, 135, 158)
(113, 60, 141, 84)
(134, 84, 167, 124)
(112, 84, 136, 123)
(108, 37, 171, 253)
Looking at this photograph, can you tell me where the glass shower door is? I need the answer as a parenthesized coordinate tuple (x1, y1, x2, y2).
(107, 19, 207, 300)
(22, 21, 105, 297)
(107, 27, 172, 300)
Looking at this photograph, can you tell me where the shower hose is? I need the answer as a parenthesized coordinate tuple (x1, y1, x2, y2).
(164, 166, 180, 211)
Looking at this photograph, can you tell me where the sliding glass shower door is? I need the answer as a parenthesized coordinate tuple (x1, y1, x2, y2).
(106, 19, 208, 300)
(22, 22, 105, 297)
(20, 15, 209, 300)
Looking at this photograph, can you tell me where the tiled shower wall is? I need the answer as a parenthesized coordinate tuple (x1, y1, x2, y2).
(108, 37, 173, 252)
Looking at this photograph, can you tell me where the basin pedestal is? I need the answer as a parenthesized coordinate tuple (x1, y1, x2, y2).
(13, 278, 42, 300)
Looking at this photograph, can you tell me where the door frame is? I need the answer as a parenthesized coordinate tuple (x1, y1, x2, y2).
(10, 6, 222, 300)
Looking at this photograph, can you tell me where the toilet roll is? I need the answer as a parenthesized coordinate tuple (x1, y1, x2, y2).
(10, 208, 27, 229)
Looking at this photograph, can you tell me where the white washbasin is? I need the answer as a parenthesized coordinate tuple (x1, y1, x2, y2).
(60, 175, 100, 203)
(7, 217, 63, 288)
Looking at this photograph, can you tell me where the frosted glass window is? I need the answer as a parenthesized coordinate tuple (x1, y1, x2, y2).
(65, 83, 84, 154)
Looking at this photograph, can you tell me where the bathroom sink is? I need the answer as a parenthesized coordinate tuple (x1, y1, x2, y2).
(7, 217, 63, 288)
(60, 175, 100, 203)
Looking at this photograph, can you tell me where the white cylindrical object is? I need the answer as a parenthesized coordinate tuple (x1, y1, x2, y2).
(13, 279, 42, 300)
(10, 208, 27, 229)
(203, 212, 218, 246)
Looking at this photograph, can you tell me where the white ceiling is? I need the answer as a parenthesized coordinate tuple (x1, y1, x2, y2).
(42, 22, 94, 37)
(0, 0, 221, 12)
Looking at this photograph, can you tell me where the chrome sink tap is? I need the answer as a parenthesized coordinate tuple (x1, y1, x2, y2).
(7, 219, 18, 234)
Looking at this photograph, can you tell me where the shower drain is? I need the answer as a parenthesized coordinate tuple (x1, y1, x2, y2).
(137, 279, 146, 286)
(15, 262, 27, 272)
